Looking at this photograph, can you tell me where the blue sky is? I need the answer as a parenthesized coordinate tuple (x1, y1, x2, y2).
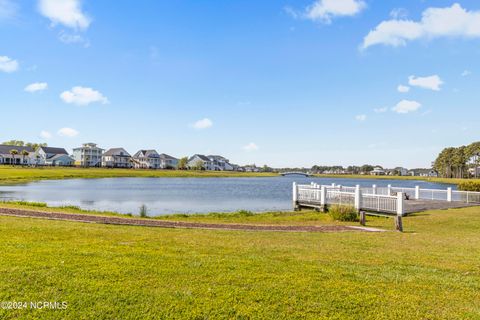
(1, 0, 479, 168)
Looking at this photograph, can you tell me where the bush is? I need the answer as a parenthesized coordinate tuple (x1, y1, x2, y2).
(458, 181, 480, 192)
(139, 204, 148, 218)
(328, 205, 358, 222)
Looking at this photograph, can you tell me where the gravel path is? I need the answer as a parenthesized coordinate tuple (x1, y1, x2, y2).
(0, 208, 384, 233)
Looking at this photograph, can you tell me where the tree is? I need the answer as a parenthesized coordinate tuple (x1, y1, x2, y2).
(192, 160, 204, 170)
(21, 150, 29, 166)
(9, 149, 19, 166)
(177, 157, 188, 170)
(3, 140, 25, 146)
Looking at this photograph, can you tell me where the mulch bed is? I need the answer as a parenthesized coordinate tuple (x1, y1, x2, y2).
(0, 208, 381, 233)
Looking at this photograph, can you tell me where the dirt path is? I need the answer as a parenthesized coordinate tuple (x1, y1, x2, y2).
(0, 207, 385, 233)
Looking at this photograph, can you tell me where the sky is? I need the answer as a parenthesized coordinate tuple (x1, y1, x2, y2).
(1, 0, 480, 168)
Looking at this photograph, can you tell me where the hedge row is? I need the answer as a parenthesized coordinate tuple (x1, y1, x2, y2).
(458, 181, 480, 192)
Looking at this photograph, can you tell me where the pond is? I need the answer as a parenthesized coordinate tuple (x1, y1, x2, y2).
(0, 176, 456, 216)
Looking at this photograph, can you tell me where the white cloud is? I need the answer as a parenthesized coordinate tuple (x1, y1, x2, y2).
(390, 8, 408, 19)
(38, 0, 90, 30)
(397, 85, 410, 93)
(355, 114, 367, 121)
(0, 55, 18, 73)
(0, 0, 17, 20)
(25, 82, 48, 93)
(392, 100, 422, 114)
(374, 107, 388, 113)
(57, 127, 79, 137)
(291, 0, 366, 23)
(60, 86, 109, 106)
(362, 4, 480, 49)
(461, 70, 472, 77)
(192, 118, 213, 130)
(243, 142, 259, 152)
(40, 130, 52, 139)
(58, 31, 90, 47)
(408, 75, 443, 91)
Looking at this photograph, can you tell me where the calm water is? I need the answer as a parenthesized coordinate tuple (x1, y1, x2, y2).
(0, 177, 456, 216)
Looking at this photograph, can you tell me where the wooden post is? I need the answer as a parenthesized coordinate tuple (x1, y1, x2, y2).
(395, 215, 403, 232)
(320, 186, 327, 212)
(359, 211, 366, 226)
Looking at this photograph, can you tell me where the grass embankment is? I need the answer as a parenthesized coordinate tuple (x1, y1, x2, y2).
(314, 174, 476, 185)
(0, 205, 480, 319)
(0, 166, 277, 184)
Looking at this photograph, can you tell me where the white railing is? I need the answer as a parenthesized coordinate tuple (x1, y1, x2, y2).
(326, 190, 355, 206)
(293, 183, 404, 215)
(361, 194, 398, 214)
(391, 187, 416, 198)
(452, 190, 480, 203)
(418, 188, 448, 201)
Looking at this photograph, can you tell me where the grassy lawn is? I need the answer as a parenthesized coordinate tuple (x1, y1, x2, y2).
(0, 207, 479, 319)
(0, 166, 277, 184)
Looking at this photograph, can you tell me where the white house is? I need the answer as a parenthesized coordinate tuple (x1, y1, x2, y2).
(208, 155, 234, 171)
(102, 148, 132, 168)
(0, 145, 34, 165)
(35, 146, 73, 166)
(370, 167, 386, 176)
(159, 153, 178, 169)
(73, 143, 104, 167)
(132, 150, 160, 169)
(187, 154, 214, 170)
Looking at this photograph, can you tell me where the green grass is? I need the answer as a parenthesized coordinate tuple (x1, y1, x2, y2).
(0, 206, 479, 319)
(0, 166, 277, 184)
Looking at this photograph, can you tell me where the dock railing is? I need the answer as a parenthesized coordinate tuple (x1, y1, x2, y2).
(294, 183, 405, 216)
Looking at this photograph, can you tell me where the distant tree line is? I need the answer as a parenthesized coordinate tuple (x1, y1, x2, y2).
(2, 140, 47, 151)
(433, 142, 480, 179)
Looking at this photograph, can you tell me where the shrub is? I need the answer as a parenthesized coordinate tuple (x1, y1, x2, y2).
(458, 181, 480, 192)
(139, 204, 148, 218)
(328, 205, 358, 222)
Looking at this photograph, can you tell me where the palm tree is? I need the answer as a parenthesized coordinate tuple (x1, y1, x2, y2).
(9, 149, 18, 166)
(21, 150, 29, 166)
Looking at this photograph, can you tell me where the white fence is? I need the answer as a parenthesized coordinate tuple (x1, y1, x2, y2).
(294, 182, 480, 215)
(294, 183, 404, 215)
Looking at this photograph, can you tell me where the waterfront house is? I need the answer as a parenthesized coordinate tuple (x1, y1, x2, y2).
(187, 154, 214, 170)
(208, 155, 234, 171)
(370, 167, 386, 176)
(243, 165, 261, 172)
(102, 148, 132, 168)
(132, 150, 160, 169)
(35, 146, 73, 166)
(0, 145, 34, 165)
(73, 143, 104, 167)
(159, 153, 178, 169)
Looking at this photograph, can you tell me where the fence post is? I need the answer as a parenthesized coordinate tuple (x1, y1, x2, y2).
(395, 192, 404, 232)
(293, 182, 299, 211)
(355, 185, 362, 211)
(415, 186, 420, 200)
(320, 186, 327, 212)
(397, 192, 404, 216)
(331, 183, 335, 188)
(372, 184, 377, 195)
(447, 187, 452, 202)
(387, 184, 392, 195)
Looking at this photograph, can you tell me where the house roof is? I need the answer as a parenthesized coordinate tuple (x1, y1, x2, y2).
(133, 149, 159, 158)
(159, 153, 178, 160)
(0, 145, 33, 155)
(39, 146, 68, 155)
(103, 148, 131, 157)
(48, 154, 74, 161)
(189, 154, 211, 162)
(208, 155, 228, 161)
